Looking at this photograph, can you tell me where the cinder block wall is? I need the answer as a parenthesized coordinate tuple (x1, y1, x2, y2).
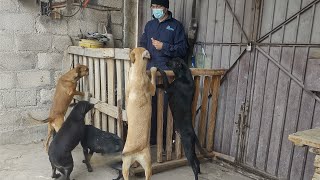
(0, 0, 124, 145)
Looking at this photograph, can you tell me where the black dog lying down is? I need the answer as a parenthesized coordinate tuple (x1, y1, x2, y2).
(81, 125, 124, 180)
(157, 58, 210, 180)
(48, 101, 94, 180)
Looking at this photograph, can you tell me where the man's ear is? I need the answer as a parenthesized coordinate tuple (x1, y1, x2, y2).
(130, 50, 135, 63)
(142, 50, 150, 59)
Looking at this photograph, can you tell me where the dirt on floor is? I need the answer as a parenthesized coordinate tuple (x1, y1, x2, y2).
(0, 142, 262, 180)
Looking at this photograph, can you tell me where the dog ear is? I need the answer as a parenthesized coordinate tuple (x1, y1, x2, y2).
(129, 50, 135, 64)
(142, 50, 150, 59)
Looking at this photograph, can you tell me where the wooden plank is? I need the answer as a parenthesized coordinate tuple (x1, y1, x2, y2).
(166, 106, 173, 161)
(88, 57, 95, 101)
(94, 58, 101, 129)
(221, 58, 238, 155)
(205, 0, 218, 68)
(116, 60, 124, 136)
(214, 0, 226, 43)
(68, 46, 115, 58)
(197, 0, 209, 42)
(289, 47, 312, 180)
(82, 56, 91, 124)
(107, 58, 116, 133)
(311, 3, 320, 43)
(275, 48, 298, 178)
(213, 45, 222, 68)
(245, 49, 269, 167)
(155, 69, 226, 76)
(74, 55, 79, 92)
(255, 48, 280, 171)
(79, 56, 83, 92)
(191, 76, 201, 127)
(175, 131, 182, 159)
(242, 0, 253, 42)
(157, 77, 164, 163)
(206, 76, 221, 152)
(259, 0, 276, 37)
(229, 52, 250, 157)
(124, 61, 131, 107)
(198, 76, 211, 147)
(100, 59, 108, 132)
(117, 99, 124, 139)
(214, 78, 227, 152)
(114, 48, 131, 60)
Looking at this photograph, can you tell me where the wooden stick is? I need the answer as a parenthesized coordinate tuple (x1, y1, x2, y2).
(88, 57, 94, 125)
(206, 76, 221, 151)
(157, 77, 164, 163)
(100, 59, 107, 131)
(166, 105, 173, 161)
(94, 58, 101, 129)
(147, 69, 226, 77)
(116, 59, 124, 136)
(175, 132, 182, 159)
(74, 55, 79, 92)
(107, 58, 116, 133)
(198, 76, 211, 147)
(191, 76, 201, 127)
(117, 99, 124, 140)
(79, 56, 83, 92)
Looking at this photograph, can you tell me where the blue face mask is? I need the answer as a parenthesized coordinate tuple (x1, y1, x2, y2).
(152, 8, 164, 19)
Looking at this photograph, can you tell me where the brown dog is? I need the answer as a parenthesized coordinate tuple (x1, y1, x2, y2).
(30, 64, 89, 151)
(122, 47, 156, 180)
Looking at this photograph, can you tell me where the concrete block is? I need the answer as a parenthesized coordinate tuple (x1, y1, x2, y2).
(16, 33, 52, 51)
(0, 14, 35, 33)
(16, 89, 37, 107)
(17, 0, 38, 13)
(0, 110, 22, 129)
(0, 72, 15, 89)
(53, 35, 73, 52)
(38, 53, 63, 70)
(54, 71, 63, 85)
(0, 1, 19, 12)
(0, 124, 47, 145)
(36, 16, 68, 35)
(17, 71, 51, 88)
(111, 24, 123, 39)
(67, 19, 82, 36)
(114, 39, 123, 48)
(1, 90, 17, 108)
(111, 11, 123, 24)
(0, 52, 37, 71)
(95, 0, 123, 8)
(40, 88, 55, 104)
(0, 33, 14, 51)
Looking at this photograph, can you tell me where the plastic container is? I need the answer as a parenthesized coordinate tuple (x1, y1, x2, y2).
(79, 39, 103, 48)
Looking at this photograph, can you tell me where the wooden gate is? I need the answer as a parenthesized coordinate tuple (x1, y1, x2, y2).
(138, 0, 320, 179)
(67, 46, 225, 175)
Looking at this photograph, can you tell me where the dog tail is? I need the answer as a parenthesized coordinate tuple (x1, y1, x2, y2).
(195, 136, 212, 159)
(28, 113, 49, 123)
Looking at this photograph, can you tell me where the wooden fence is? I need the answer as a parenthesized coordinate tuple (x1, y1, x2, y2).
(68, 46, 225, 174)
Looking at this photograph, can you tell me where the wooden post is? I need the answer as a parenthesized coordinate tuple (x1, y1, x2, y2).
(166, 106, 173, 161)
(191, 76, 201, 127)
(88, 57, 94, 125)
(94, 58, 101, 129)
(206, 76, 221, 151)
(117, 99, 124, 140)
(157, 77, 164, 163)
(198, 76, 211, 147)
(107, 58, 116, 133)
(116, 59, 124, 136)
(100, 59, 108, 131)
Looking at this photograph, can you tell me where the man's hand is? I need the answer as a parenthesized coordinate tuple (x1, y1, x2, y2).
(151, 38, 163, 50)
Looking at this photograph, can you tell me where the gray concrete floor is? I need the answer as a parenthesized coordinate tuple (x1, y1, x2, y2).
(0, 142, 259, 180)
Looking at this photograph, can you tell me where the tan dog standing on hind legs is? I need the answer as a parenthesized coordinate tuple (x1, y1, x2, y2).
(29, 64, 89, 151)
(122, 47, 156, 180)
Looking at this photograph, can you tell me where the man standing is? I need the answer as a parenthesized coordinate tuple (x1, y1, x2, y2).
(140, 0, 188, 145)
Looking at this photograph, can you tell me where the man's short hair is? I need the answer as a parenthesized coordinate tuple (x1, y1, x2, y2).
(151, 0, 169, 8)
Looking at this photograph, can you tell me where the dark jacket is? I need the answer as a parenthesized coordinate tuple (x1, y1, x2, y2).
(140, 11, 188, 70)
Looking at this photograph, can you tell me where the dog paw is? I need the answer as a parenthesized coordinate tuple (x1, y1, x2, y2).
(88, 168, 93, 172)
(150, 67, 157, 73)
(82, 160, 86, 163)
(52, 173, 61, 179)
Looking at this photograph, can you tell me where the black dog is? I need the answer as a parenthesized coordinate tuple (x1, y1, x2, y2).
(157, 58, 209, 180)
(81, 125, 124, 180)
(48, 101, 94, 180)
